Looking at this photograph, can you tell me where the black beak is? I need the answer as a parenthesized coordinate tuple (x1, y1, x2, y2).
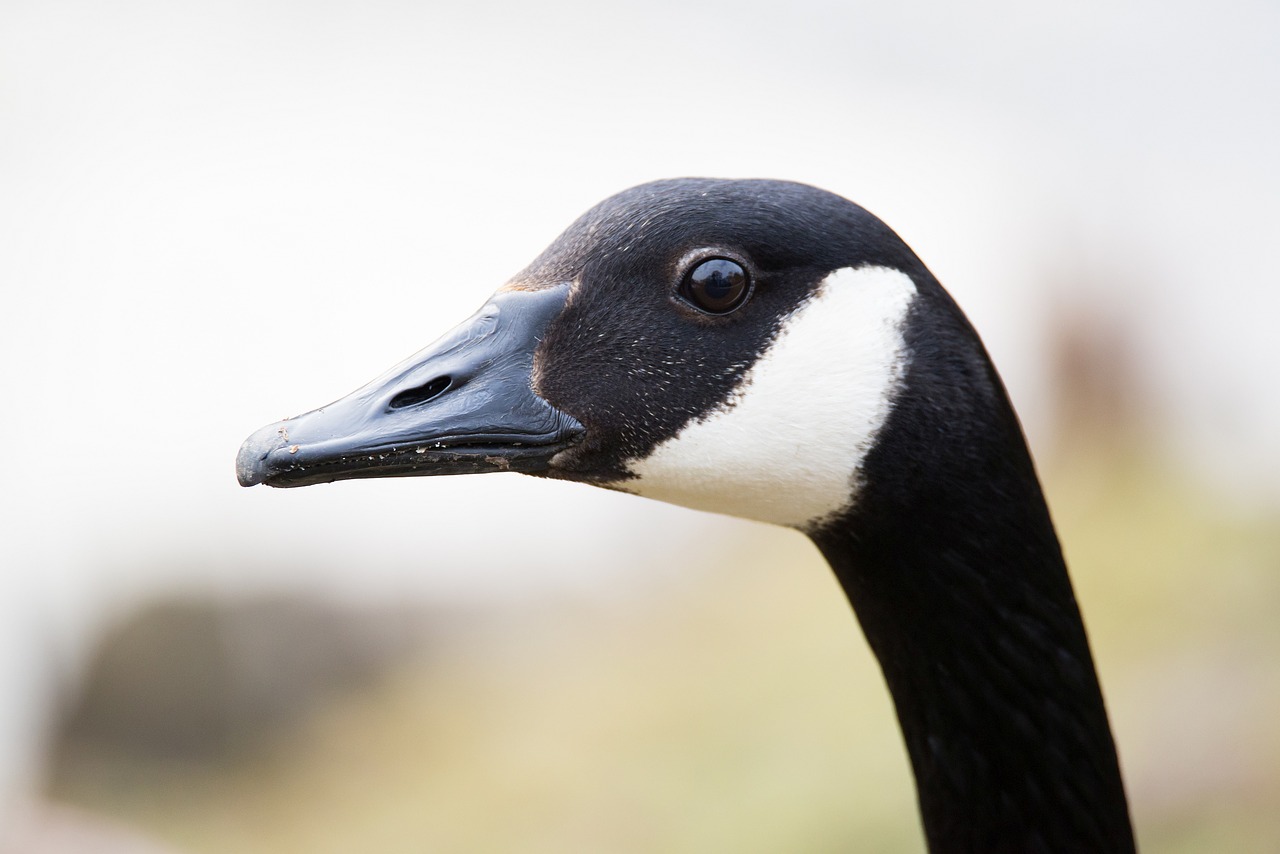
(236, 283, 583, 488)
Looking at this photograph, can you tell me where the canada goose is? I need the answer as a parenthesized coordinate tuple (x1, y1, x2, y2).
(237, 178, 1135, 852)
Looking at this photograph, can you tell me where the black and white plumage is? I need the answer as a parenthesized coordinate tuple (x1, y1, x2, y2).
(237, 178, 1135, 852)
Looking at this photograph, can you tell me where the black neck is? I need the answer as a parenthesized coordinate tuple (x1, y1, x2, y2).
(814, 498, 1133, 851)
(811, 294, 1135, 852)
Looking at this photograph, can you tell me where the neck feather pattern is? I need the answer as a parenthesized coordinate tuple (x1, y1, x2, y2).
(812, 284, 1135, 852)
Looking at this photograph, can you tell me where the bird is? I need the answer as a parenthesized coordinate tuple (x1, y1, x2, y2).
(237, 178, 1135, 852)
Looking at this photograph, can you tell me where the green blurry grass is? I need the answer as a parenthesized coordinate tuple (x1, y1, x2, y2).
(49, 446, 1280, 852)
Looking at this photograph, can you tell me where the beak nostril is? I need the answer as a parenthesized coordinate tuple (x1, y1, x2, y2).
(389, 376, 452, 410)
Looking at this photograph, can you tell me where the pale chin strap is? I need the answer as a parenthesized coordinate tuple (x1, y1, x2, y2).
(622, 265, 917, 530)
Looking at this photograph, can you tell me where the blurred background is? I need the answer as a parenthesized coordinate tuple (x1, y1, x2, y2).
(3, 0, 1278, 850)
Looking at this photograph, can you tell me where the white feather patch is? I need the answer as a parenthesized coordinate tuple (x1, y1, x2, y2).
(624, 265, 917, 531)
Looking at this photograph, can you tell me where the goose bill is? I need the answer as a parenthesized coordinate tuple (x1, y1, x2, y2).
(236, 283, 583, 488)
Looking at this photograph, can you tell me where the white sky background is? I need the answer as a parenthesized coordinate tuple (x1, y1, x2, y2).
(2, 0, 1278, 815)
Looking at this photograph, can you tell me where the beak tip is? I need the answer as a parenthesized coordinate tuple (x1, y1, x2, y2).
(236, 421, 287, 487)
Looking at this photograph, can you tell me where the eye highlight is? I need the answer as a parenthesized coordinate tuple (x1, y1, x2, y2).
(679, 258, 751, 315)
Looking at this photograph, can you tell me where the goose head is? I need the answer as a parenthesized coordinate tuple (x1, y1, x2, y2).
(237, 177, 986, 536)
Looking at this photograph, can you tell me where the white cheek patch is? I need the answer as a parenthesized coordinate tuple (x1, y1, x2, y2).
(623, 265, 917, 531)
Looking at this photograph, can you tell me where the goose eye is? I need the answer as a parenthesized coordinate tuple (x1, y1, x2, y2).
(680, 258, 751, 314)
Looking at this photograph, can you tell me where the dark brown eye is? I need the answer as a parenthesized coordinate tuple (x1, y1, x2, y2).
(680, 258, 751, 314)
